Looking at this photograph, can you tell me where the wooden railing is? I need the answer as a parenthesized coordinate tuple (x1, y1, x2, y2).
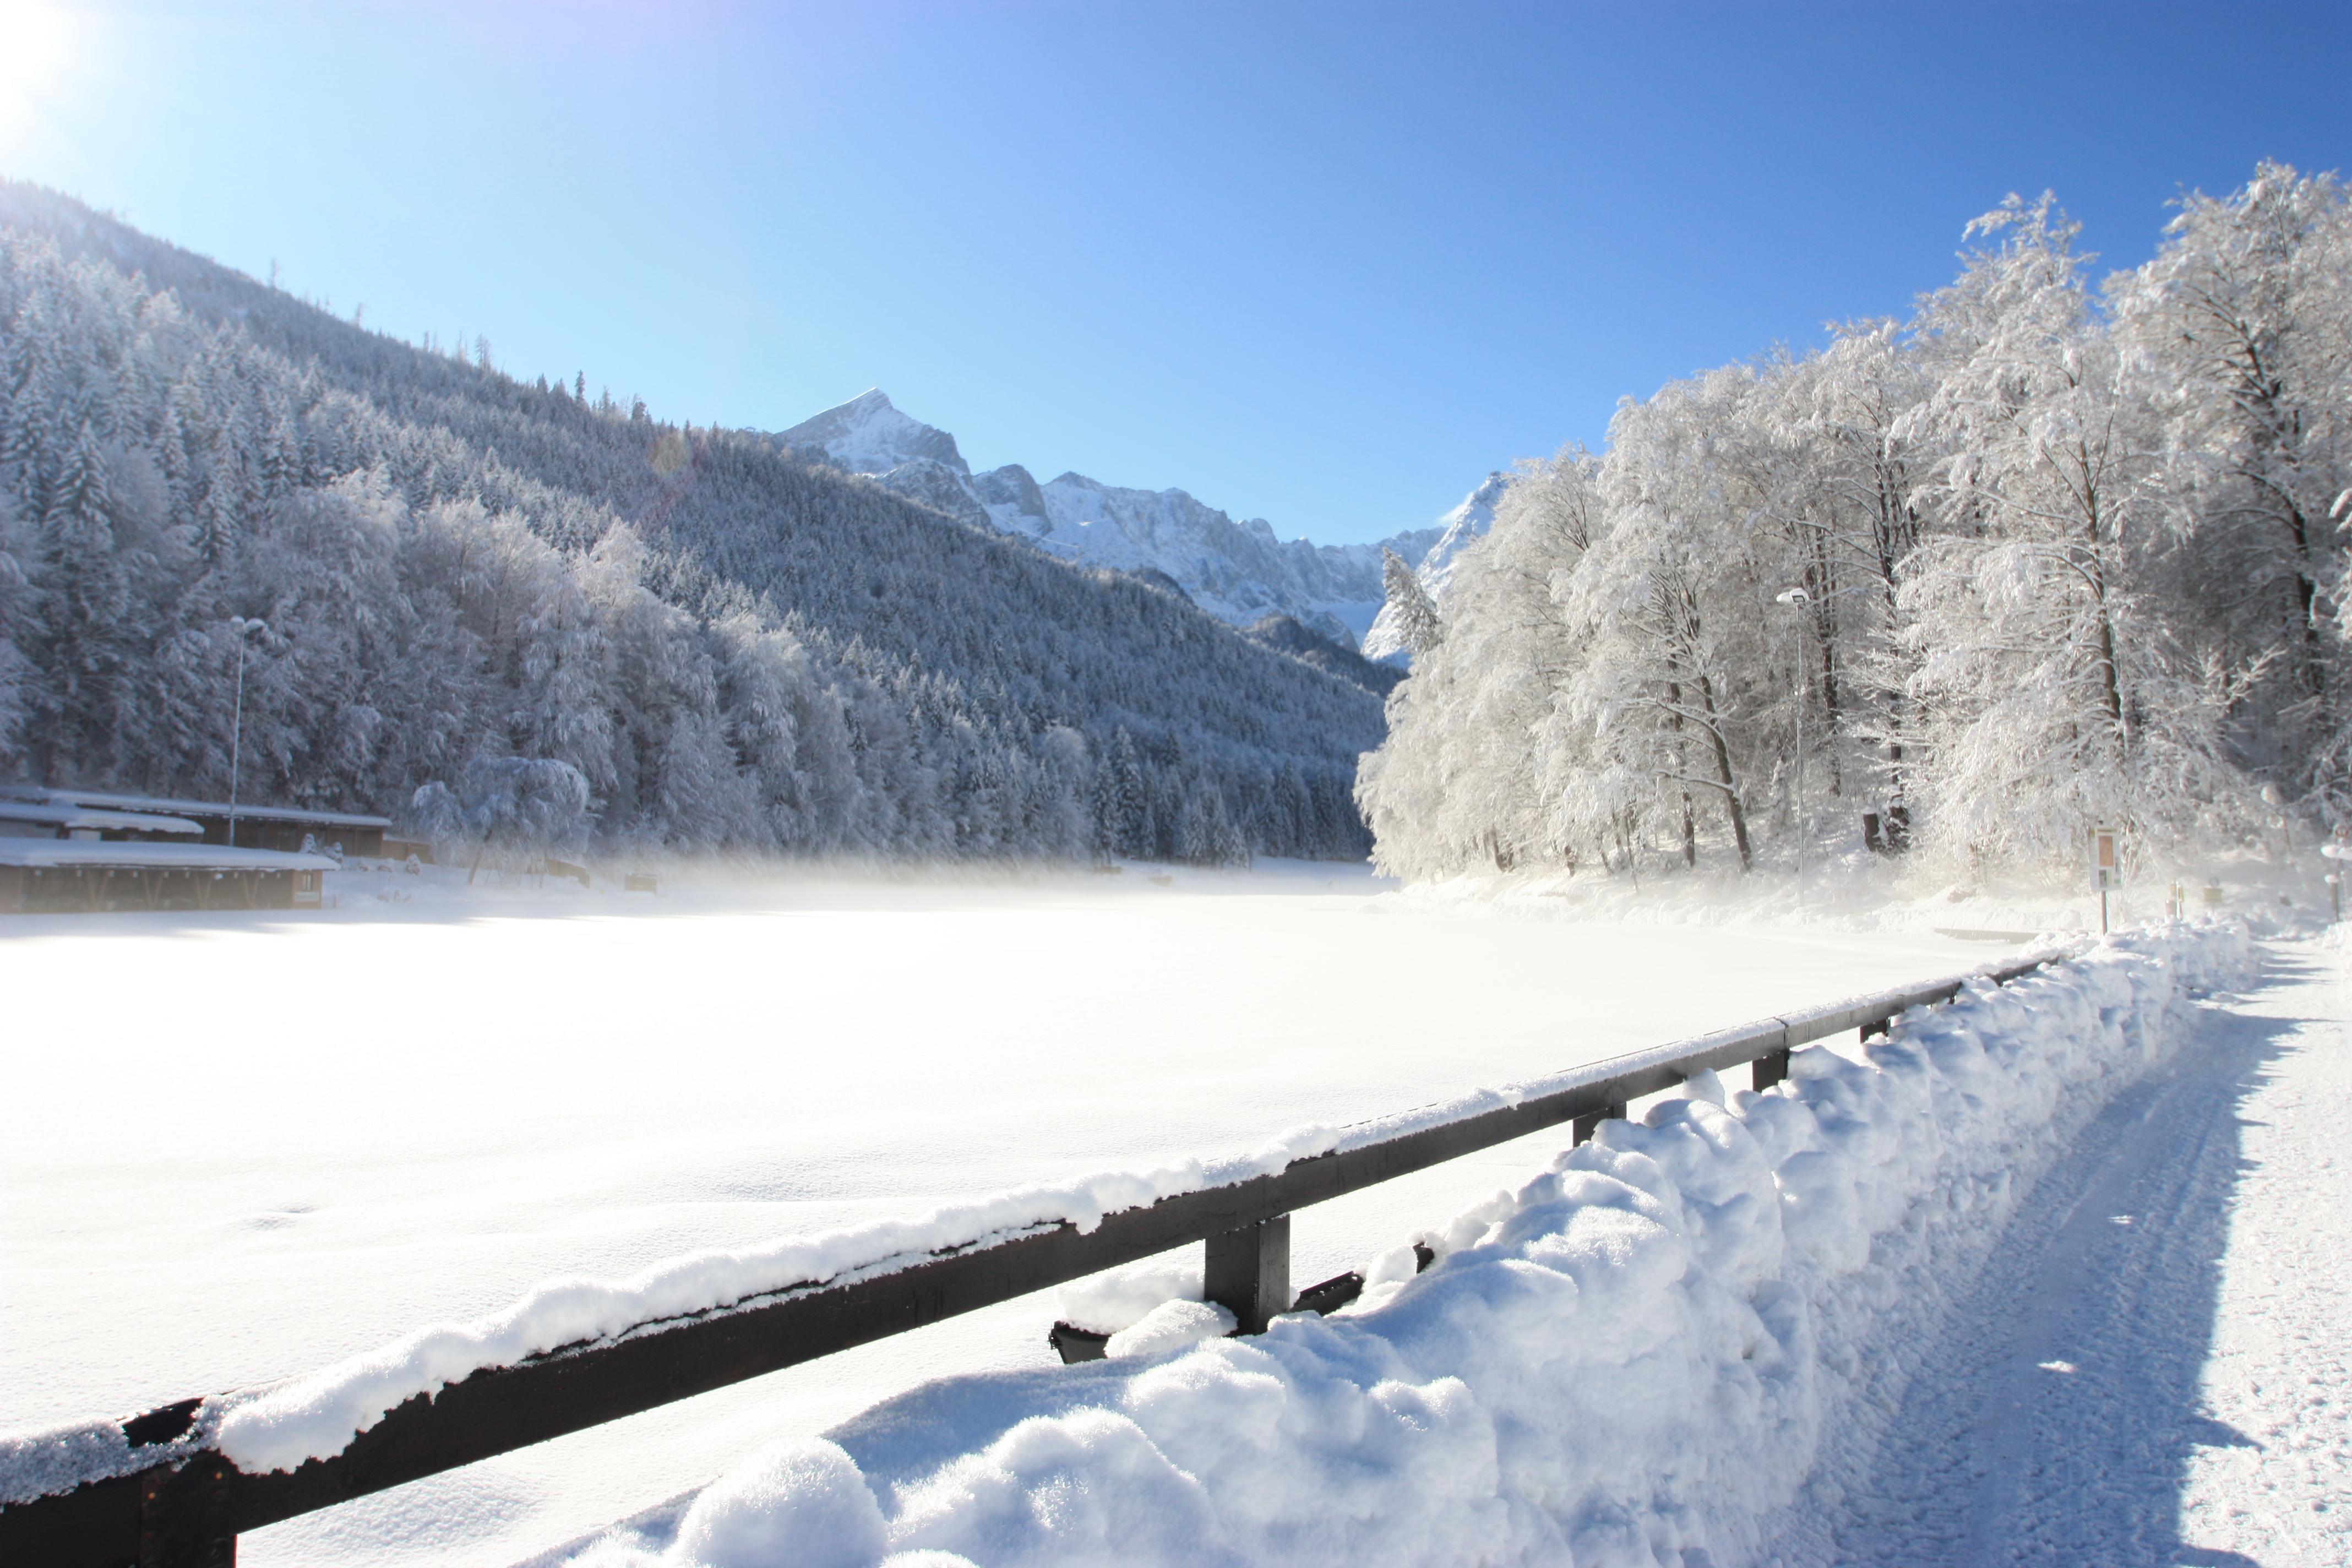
(1, 954, 2059, 1567)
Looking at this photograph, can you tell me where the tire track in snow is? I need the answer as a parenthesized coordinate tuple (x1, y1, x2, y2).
(1792, 940, 2348, 1566)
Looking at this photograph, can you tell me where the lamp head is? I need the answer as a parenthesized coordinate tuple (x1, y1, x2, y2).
(1774, 587, 1810, 606)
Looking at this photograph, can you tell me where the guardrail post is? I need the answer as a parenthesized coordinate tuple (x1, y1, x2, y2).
(139, 1457, 236, 1567)
(1571, 1099, 1627, 1143)
(1205, 1215, 1290, 1334)
(1752, 1049, 1792, 1091)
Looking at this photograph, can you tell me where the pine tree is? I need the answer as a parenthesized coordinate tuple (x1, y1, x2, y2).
(1110, 726, 1150, 858)
(32, 421, 127, 780)
(1380, 547, 1443, 655)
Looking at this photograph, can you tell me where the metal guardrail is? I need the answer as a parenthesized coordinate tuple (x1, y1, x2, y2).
(1, 954, 2059, 1567)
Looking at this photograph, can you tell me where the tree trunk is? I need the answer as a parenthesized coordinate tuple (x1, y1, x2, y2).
(1666, 680, 1697, 867)
(1804, 528, 1844, 795)
(1694, 670, 1752, 872)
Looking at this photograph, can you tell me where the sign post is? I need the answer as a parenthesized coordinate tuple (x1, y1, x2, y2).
(2323, 836, 2349, 923)
(2093, 826, 2120, 934)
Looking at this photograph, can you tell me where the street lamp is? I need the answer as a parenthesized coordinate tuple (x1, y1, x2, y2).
(1774, 587, 1812, 908)
(228, 617, 267, 847)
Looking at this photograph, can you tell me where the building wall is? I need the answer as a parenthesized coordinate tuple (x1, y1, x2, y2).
(199, 816, 384, 856)
(2, 865, 302, 914)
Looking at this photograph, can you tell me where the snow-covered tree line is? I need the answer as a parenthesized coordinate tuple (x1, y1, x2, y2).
(1362, 164, 2352, 881)
(0, 185, 1379, 862)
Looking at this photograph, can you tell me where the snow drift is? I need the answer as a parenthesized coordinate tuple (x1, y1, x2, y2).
(549, 920, 2248, 1568)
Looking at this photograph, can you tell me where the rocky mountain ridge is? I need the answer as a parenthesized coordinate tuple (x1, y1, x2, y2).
(780, 390, 1496, 654)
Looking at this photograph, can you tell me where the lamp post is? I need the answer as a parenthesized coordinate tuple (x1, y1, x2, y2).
(1774, 586, 1811, 910)
(228, 617, 267, 847)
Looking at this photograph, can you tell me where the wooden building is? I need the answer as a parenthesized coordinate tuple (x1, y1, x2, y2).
(0, 787, 390, 856)
(0, 841, 337, 914)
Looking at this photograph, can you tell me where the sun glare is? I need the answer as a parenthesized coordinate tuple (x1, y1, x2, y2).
(0, 1, 80, 137)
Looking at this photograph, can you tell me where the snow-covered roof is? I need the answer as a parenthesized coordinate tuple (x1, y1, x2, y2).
(0, 786, 390, 830)
(0, 841, 337, 872)
(0, 801, 204, 835)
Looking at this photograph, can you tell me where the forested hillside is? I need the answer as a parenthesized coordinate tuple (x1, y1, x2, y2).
(0, 183, 1382, 862)
(1363, 165, 2351, 880)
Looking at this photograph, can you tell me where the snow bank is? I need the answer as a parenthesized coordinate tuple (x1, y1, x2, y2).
(551, 921, 2248, 1568)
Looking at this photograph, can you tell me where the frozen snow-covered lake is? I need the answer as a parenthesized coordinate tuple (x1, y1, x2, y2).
(2, 861, 2017, 1566)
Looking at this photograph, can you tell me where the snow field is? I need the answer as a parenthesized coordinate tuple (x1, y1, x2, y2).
(548, 919, 2251, 1568)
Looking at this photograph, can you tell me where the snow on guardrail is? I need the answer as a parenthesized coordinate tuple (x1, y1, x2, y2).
(557, 919, 2252, 1567)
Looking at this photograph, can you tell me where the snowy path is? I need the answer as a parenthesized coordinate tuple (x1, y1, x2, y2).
(1776, 935, 2352, 1566)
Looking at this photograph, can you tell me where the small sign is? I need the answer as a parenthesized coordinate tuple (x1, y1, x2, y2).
(2093, 826, 2121, 891)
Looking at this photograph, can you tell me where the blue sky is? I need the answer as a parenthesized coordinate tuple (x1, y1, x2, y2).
(4, 1, 2346, 545)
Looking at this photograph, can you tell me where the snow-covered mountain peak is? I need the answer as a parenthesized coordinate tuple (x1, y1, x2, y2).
(775, 391, 1500, 656)
(1422, 471, 1509, 596)
(782, 389, 968, 478)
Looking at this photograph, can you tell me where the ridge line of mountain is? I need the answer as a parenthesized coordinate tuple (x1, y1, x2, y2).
(778, 389, 1502, 657)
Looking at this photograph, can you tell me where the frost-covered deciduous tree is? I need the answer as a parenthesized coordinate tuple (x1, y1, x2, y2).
(1563, 369, 1784, 873)
(410, 755, 593, 876)
(1897, 195, 2251, 864)
(1759, 321, 1941, 837)
(1358, 451, 1599, 876)
(2113, 162, 2352, 812)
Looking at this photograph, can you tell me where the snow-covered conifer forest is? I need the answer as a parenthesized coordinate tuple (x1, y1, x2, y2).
(1362, 164, 2352, 883)
(0, 184, 1382, 863)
